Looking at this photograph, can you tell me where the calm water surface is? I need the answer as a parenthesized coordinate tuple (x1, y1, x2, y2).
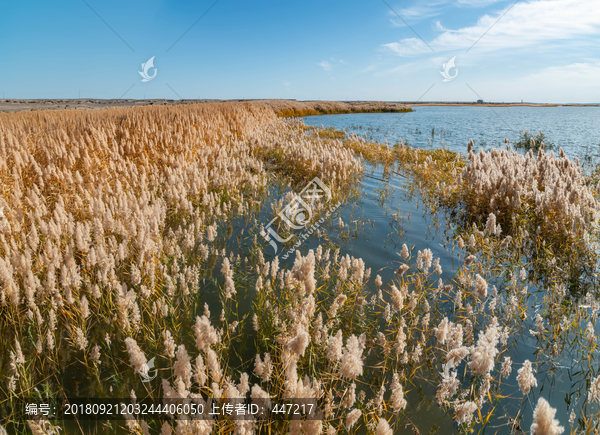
(304, 106, 600, 159)
(331, 172, 552, 435)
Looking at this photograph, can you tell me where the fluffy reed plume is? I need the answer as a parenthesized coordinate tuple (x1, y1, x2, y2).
(455, 401, 478, 425)
(517, 360, 538, 394)
(254, 353, 273, 382)
(396, 264, 410, 276)
(342, 383, 356, 409)
(173, 345, 193, 390)
(530, 397, 564, 435)
(124, 337, 148, 375)
(474, 274, 488, 298)
(163, 330, 176, 358)
(468, 317, 500, 376)
(589, 375, 600, 403)
(390, 373, 407, 412)
(285, 330, 310, 357)
(290, 250, 317, 295)
(194, 315, 220, 352)
(446, 346, 470, 369)
(400, 244, 409, 259)
(345, 408, 362, 429)
(375, 418, 393, 435)
(74, 327, 88, 350)
(500, 356, 512, 378)
(326, 330, 344, 362)
(339, 335, 364, 379)
(437, 364, 459, 405)
(302, 417, 323, 435)
(27, 420, 61, 435)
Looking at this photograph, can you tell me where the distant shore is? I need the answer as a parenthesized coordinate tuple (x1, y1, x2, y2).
(0, 99, 414, 115)
(408, 102, 599, 107)
(0, 98, 596, 113)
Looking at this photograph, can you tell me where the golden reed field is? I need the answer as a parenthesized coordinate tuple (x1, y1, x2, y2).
(0, 101, 599, 435)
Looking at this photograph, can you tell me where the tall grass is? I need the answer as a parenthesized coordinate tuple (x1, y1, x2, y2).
(256, 100, 412, 118)
(0, 102, 598, 435)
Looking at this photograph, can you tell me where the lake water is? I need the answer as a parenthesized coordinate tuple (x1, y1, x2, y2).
(303, 106, 600, 159)
(328, 170, 550, 435)
(300, 107, 600, 434)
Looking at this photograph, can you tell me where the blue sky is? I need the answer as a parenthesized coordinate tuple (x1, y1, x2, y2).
(1, 0, 599, 102)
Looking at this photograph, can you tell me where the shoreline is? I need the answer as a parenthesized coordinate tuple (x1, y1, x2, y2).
(408, 102, 599, 107)
(0, 98, 596, 113)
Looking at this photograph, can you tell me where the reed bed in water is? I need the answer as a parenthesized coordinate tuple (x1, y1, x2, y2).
(256, 100, 412, 118)
(0, 102, 359, 433)
(405, 139, 600, 290)
(0, 102, 599, 435)
(322, 129, 600, 434)
(385, 137, 600, 434)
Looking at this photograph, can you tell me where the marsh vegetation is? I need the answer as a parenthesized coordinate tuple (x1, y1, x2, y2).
(0, 101, 599, 435)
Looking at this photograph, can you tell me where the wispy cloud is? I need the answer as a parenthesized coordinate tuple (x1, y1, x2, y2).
(473, 60, 600, 102)
(318, 59, 347, 71)
(388, 0, 447, 26)
(388, 0, 505, 27)
(455, 0, 507, 6)
(435, 20, 461, 32)
(384, 0, 600, 56)
(318, 61, 333, 71)
(524, 60, 600, 85)
(382, 38, 432, 56)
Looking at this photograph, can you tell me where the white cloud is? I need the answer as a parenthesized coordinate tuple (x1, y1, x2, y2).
(388, 0, 447, 26)
(455, 0, 506, 6)
(382, 38, 432, 56)
(384, 0, 600, 56)
(318, 61, 333, 71)
(388, 0, 506, 27)
(521, 61, 600, 89)
(470, 60, 600, 102)
(435, 20, 460, 32)
(318, 59, 346, 71)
